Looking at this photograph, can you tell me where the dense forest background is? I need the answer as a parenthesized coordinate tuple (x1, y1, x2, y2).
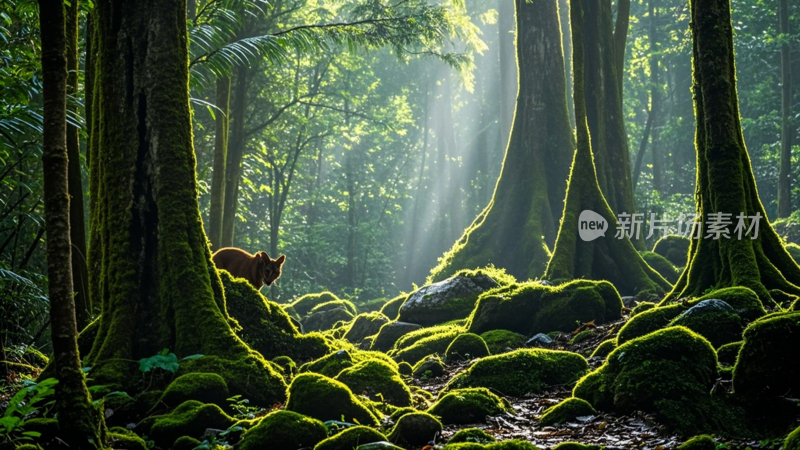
(1, 0, 798, 345)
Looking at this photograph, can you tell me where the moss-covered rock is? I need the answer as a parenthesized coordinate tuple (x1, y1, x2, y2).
(371, 321, 423, 351)
(616, 303, 687, 344)
(272, 355, 297, 377)
(394, 324, 462, 351)
(732, 312, 800, 398)
(412, 354, 446, 379)
(444, 349, 588, 397)
(292, 292, 342, 317)
(479, 330, 526, 354)
(398, 273, 500, 326)
(573, 327, 724, 434)
(313, 426, 387, 450)
(640, 251, 682, 284)
(669, 300, 743, 348)
(590, 340, 616, 358)
(221, 271, 330, 360)
(785, 242, 800, 263)
(445, 333, 490, 362)
(311, 299, 358, 316)
(397, 361, 413, 376)
(108, 427, 147, 450)
(160, 372, 229, 408)
(785, 425, 800, 450)
(691, 287, 767, 321)
(172, 436, 202, 450)
(716, 341, 741, 366)
(677, 435, 716, 450)
(552, 444, 603, 450)
(335, 360, 412, 407)
(428, 388, 509, 424)
(345, 312, 390, 344)
(238, 410, 327, 450)
(539, 397, 595, 426)
(653, 235, 691, 268)
(387, 411, 442, 446)
(285, 373, 380, 425)
(392, 327, 463, 364)
(178, 354, 286, 406)
(448, 428, 496, 444)
(142, 400, 236, 446)
(303, 307, 356, 332)
(468, 280, 622, 336)
(300, 349, 357, 377)
(630, 301, 656, 316)
(380, 294, 408, 320)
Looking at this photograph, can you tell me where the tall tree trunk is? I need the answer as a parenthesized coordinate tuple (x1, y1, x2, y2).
(65, 0, 90, 329)
(220, 66, 250, 247)
(649, 0, 663, 192)
(613, 0, 631, 95)
(208, 76, 230, 250)
(430, 0, 575, 282)
(663, 0, 800, 305)
(498, 0, 517, 144)
(544, 0, 671, 296)
(777, 0, 793, 218)
(86, 0, 285, 405)
(559, 0, 575, 127)
(38, 2, 104, 447)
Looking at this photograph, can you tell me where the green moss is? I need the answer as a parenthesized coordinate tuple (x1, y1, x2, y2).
(446, 333, 490, 362)
(292, 292, 342, 317)
(380, 294, 408, 320)
(412, 354, 446, 378)
(13, 445, 43, 450)
(716, 341, 742, 365)
(677, 435, 716, 450)
(692, 287, 767, 321)
(640, 251, 682, 284)
(22, 419, 58, 442)
(387, 411, 443, 446)
(444, 348, 588, 397)
(108, 427, 147, 450)
(313, 426, 387, 450)
(142, 400, 235, 446)
(160, 373, 229, 408)
(344, 312, 389, 344)
(590, 339, 616, 358)
(485, 441, 540, 450)
(179, 354, 286, 406)
(394, 324, 462, 351)
(428, 387, 509, 424)
(448, 428, 496, 444)
(173, 436, 202, 450)
(732, 311, 800, 398)
(304, 307, 356, 333)
(300, 349, 398, 378)
(616, 303, 687, 345)
(569, 329, 593, 345)
(785, 425, 800, 450)
(272, 355, 297, 377)
(786, 243, 800, 264)
(311, 299, 358, 316)
(653, 235, 691, 268)
(630, 301, 656, 316)
(479, 330, 526, 354)
(397, 361, 413, 376)
(669, 308, 743, 348)
(392, 327, 463, 364)
(238, 410, 327, 450)
(539, 397, 595, 426)
(335, 359, 412, 407)
(285, 373, 379, 425)
(468, 280, 622, 336)
(552, 444, 603, 450)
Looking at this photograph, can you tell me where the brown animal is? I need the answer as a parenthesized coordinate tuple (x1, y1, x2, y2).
(212, 247, 285, 290)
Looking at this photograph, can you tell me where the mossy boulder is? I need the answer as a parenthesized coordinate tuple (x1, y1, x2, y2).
(412, 354, 446, 378)
(445, 333, 490, 361)
(160, 372, 229, 408)
(178, 354, 286, 406)
(590, 339, 616, 358)
(716, 341, 742, 365)
(640, 251, 682, 284)
(732, 312, 800, 398)
(371, 321, 423, 352)
(313, 426, 387, 450)
(480, 330, 526, 354)
(691, 287, 767, 321)
(398, 273, 500, 326)
(300, 349, 355, 377)
(448, 428, 496, 444)
(394, 324, 462, 351)
(573, 327, 720, 434)
(221, 271, 330, 360)
(345, 312, 390, 344)
(392, 327, 463, 364)
(303, 307, 356, 332)
(238, 410, 327, 450)
(668, 300, 743, 348)
(444, 349, 589, 397)
(785, 425, 800, 450)
(108, 427, 147, 450)
(387, 411, 443, 446)
(292, 291, 342, 317)
(539, 397, 595, 426)
(428, 388, 509, 424)
(142, 400, 236, 446)
(677, 435, 716, 450)
(311, 299, 358, 316)
(285, 373, 380, 425)
(630, 301, 656, 317)
(272, 355, 297, 377)
(397, 361, 413, 376)
(335, 360, 412, 407)
(173, 436, 202, 450)
(380, 294, 408, 320)
(468, 280, 622, 336)
(616, 303, 687, 344)
(652, 235, 690, 267)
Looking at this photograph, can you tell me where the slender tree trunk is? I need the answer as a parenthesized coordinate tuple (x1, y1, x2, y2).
(649, 0, 663, 192)
(65, 0, 90, 329)
(777, 0, 793, 218)
(632, 107, 654, 188)
(559, 0, 575, 127)
(38, 2, 103, 447)
(613, 0, 631, 95)
(208, 76, 230, 250)
(221, 67, 249, 247)
(498, 0, 517, 144)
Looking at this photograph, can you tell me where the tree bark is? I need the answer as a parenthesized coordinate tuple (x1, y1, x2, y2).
(544, 0, 671, 296)
(86, 0, 285, 404)
(649, 0, 663, 192)
(613, 0, 631, 95)
(38, 1, 103, 447)
(663, 0, 800, 305)
(208, 76, 230, 250)
(498, 0, 517, 144)
(220, 66, 250, 247)
(430, 0, 574, 282)
(777, 0, 792, 218)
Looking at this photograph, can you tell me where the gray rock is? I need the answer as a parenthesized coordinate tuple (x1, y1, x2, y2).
(525, 333, 553, 347)
(679, 299, 735, 318)
(413, 356, 445, 378)
(344, 313, 389, 344)
(621, 296, 637, 308)
(371, 321, 423, 351)
(398, 275, 499, 326)
(301, 307, 354, 332)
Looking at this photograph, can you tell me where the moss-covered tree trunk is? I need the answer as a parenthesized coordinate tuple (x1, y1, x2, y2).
(220, 66, 250, 248)
(429, 0, 575, 282)
(38, 1, 104, 446)
(543, 0, 671, 296)
(65, 0, 90, 329)
(86, 0, 281, 394)
(208, 76, 230, 250)
(664, 0, 800, 305)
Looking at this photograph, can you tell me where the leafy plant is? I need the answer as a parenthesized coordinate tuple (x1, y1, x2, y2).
(138, 349, 203, 374)
(0, 377, 57, 444)
(226, 394, 264, 420)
